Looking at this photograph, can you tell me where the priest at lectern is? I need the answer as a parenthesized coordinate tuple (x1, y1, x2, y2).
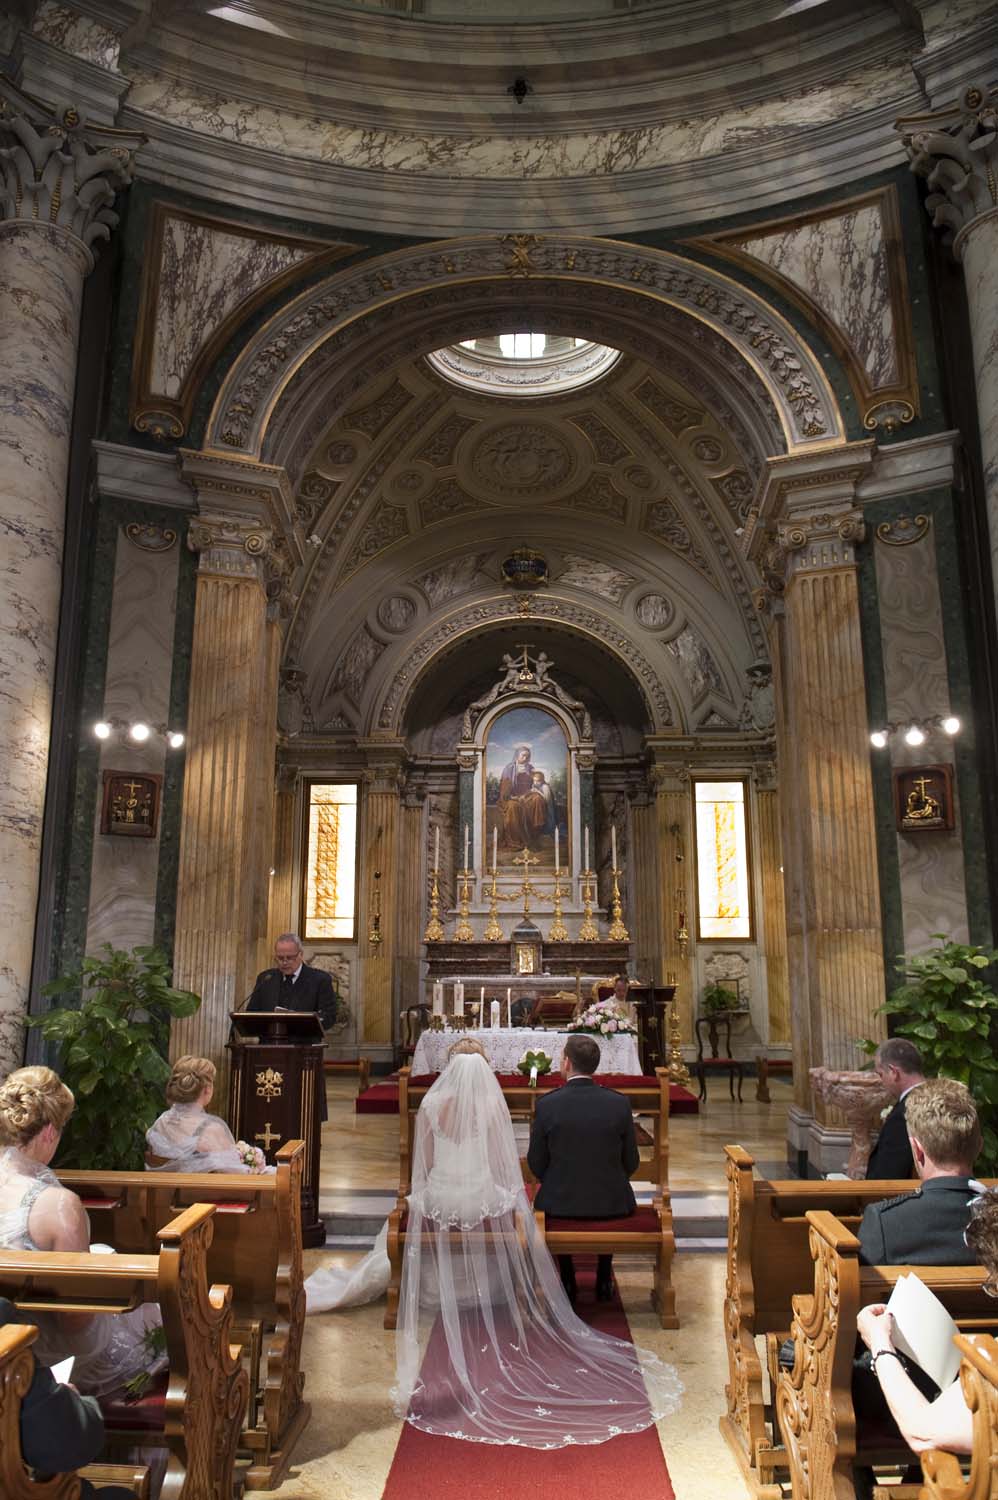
(247, 932, 337, 1026)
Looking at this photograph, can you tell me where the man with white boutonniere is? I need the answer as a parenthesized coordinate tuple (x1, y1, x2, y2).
(866, 1038, 926, 1179)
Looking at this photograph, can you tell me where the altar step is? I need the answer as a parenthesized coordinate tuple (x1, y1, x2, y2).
(318, 1186, 729, 1250)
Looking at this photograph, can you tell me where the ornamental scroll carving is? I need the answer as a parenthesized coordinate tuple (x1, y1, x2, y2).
(899, 85, 998, 252)
(461, 648, 592, 741)
(210, 237, 838, 456)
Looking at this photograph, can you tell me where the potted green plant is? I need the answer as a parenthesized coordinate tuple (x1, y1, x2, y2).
(702, 983, 739, 1015)
(28, 944, 200, 1170)
(861, 935, 998, 1173)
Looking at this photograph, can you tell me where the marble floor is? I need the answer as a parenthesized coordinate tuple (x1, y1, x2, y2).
(270, 1075, 796, 1500)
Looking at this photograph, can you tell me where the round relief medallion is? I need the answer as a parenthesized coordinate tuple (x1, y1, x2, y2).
(377, 595, 417, 633)
(622, 464, 654, 491)
(469, 422, 575, 500)
(326, 440, 357, 466)
(635, 593, 675, 630)
(390, 468, 427, 497)
(691, 436, 724, 465)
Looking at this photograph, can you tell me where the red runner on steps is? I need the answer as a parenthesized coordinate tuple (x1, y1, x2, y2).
(381, 1259, 676, 1500)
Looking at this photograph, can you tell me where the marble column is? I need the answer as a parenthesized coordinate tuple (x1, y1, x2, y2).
(0, 84, 140, 1072)
(755, 770, 790, 1044)
(171, 511, 279, 1070)
(899, 86, 998, 613)
(649, 761, 696, 1039)
(359, 752, 405, 1047)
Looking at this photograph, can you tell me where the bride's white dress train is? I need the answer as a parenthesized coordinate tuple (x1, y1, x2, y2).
(306, 1053, 683, 1447)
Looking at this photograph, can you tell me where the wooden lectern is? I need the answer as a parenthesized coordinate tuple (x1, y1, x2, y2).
(628, 985, 676, 1074)
(228, 1011, 325, 1247)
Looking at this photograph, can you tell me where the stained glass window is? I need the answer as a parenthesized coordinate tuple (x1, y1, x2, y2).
(302, 782, 358, 941)
(693, 779, 753, 941)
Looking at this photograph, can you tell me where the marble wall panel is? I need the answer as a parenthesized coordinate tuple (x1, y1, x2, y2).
(558, 553, 635, 604)
(150, 215, 310, 400)
(31, 2, 120, 69)
(85, 526, 180, 956)
(733, 203, 897, 387)
(874, 524, 969, 953)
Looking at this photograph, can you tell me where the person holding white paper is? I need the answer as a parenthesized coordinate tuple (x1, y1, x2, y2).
(856, 1186, 998, 1456)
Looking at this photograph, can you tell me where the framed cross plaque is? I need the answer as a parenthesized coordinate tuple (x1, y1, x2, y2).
(100, 771, 162, 838)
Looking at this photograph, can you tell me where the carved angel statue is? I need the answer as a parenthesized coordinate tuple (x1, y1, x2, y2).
(534, 653, 592, 739)
(462, 654, 521, 739)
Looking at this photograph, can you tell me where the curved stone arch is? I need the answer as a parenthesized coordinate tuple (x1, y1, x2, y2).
(366, 596, 677, 738)
(205, 234, 845, 463)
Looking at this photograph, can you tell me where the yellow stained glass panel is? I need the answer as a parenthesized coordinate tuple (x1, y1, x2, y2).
(304, 783, 357, 940)
(694, 780, 752, 940)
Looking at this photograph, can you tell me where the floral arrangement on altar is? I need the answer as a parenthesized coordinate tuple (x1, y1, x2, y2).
(567, 999, 638, 1037)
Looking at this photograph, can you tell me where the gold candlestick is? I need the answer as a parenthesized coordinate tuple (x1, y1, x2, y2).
(423, 869, 445, 942)
(512, 845, 540, 922)
(666, 991, 690, 1086)
(483, 868, 505, 942)
(578, 868, 599, 941)
(608, 864, 630, 942)
(548, 866, 569, 942)
(454, 867, 474, 942)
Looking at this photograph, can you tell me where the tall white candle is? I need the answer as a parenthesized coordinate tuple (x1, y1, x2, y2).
(492, 826, 498, 874)
(432, 982, 444, 1016)
(611, 822, 617, 871)
(480, 986, 485, 1004)
(506, 987, 512, 1028)
(433, 825, 440, 874)
(463, 823, 470, 872)
(490, 999, 501, 1030)
(453, 981, 464, 1016)
(584, 825, 590, 871)
(554, 825, 559, 873)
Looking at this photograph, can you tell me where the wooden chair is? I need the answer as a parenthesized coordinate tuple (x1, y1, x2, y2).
(919, 1331, 998, 1500)
(0, 1204, 248, 1499)
(58, 1140, 308, 1491)
(692, 1014, 745, 1101)
(775, 1210, 998, 1500)
(755, 1056, 793, 1102)
(0, 1321, 150, 1497)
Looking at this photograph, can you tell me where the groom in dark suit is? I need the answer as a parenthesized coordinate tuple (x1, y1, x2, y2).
(527, 1033, 639, 1302)
(865, 1038, 926, 1179)
(247, 932, 338, 1023)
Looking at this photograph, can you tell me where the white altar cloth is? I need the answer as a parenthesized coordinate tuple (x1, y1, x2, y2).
(411, 1026, 641, 1077)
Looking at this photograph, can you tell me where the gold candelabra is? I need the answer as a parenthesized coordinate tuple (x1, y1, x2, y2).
(578, 868, 599, 941)
(368, 869, 382, 946)
(453, 867, 474, 942)
(608, 864, 630, 942)
(483, 867, 505, 941)
(548, 866, 569, 942)
(423, 869, 445, 942)
(664, 970, 690, 1085)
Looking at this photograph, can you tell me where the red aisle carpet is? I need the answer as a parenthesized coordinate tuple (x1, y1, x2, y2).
(380, 1261, 676, 1500)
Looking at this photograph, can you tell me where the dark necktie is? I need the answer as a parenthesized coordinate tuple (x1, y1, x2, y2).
(282, 974, 294, 993)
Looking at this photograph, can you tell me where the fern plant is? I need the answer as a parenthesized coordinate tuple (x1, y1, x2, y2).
(28, 944, 200, 1170)
(863, 936, 998, 1173)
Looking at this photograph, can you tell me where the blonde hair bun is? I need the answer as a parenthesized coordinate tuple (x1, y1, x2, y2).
(0, 1066, 74, 1147)
(166, 1055, 216, 1105)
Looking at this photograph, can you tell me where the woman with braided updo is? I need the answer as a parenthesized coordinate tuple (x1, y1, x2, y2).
(145, 1056, 268, 1172)
(0, 1066, 165, 1397)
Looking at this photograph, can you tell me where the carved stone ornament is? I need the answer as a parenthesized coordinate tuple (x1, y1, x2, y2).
(0, 80, 142, 260)
(899, 85, 998, 255)
(776, 509, 865, 574)
(123, 522, 178, 552)
(875, 513, 931, 547)
(460, 646, 593, 742)
(187, 515, 274, 580)
(739, 662, 776, 732)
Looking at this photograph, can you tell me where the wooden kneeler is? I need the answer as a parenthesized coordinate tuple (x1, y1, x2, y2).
(534, 1203, 678, 1329)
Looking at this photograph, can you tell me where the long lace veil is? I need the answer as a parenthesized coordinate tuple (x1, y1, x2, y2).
(392, 1053, 682, 1447)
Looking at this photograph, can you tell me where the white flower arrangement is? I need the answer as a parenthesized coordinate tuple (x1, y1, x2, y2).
(566, 999, 638, 1037)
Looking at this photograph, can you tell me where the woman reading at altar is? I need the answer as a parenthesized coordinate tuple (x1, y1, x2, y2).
(498, 744, 552, 850)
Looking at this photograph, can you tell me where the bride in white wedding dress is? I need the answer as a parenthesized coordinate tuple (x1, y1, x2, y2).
(306, 1037, 683, 1447)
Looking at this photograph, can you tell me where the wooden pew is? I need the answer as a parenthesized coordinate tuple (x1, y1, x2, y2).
(0, 1322, 150, 1498)
(919, 1331, 998, 1500)
(720, 1146, 950, 1500)
(56, 1138, 308, 1491)
(775, 1210, 998, 1500)
(391, 1066, 677, 1329)
(0, 1204, 248, 1500)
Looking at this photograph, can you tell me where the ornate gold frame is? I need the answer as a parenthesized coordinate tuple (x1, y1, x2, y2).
(299, 777, 361, 944)
(690, 775, 756, 944)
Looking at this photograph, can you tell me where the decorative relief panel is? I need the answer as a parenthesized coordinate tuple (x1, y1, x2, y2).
(710, 470, 756, 525)
(343, 377, 413, 439)
(552, 473, 627, 521)
(326, 440, 359, 466)
(558, 553, 635, 605)
(414, 555, 490, 607)
(415, 412, 479, 466)
(568, 411, 631, 465)
(642, 499, 715, 583)
(418, 479, 483, 528)
(665, 625, 726, 704)
(468, 422, 576, 500)
(635, 378, 705, 436)
(342, 499, 410, 576)
(330, 624, 386, 706)
(377, 595, 418, 633)
(635, 593, 675, 630)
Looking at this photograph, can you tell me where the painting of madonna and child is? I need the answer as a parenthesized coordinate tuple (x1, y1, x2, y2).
(485, 707, 570, 871)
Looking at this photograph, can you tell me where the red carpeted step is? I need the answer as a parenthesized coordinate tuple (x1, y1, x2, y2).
(381, 1260, 674, 1499)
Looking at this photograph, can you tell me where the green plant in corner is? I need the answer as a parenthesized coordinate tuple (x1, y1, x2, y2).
(860, 936, 998, 1174)
(702, 983, 739, 1015)
(27, 945, 200, 1171)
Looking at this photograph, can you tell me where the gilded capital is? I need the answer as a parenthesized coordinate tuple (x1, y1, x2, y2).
(187, 512, 275, 581)
(180, 449, 302, 585)
(777, 508, 865, 576)
(897, 85, 998, 256)
(0, 79, 142, 263)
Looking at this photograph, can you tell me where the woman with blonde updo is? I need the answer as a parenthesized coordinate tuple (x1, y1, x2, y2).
(145, 1056, 268, 1172)
(0, 1066, 165, 1397)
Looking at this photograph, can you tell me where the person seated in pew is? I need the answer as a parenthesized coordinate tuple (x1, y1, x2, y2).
(856, 1185, 998, 1455)
(0, 1066, 166, 1397)
(865, 1038, 927, 1180)
(0, 1298, 134, 1498)
(146, 1055, 272, 1172)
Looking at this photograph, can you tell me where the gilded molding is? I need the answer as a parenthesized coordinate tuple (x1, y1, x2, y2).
(123, 521, 178, 552)
(875, 513, 931, 546)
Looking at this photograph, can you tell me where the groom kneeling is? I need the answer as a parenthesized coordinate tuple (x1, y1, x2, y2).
(527, 1034, 639, 1302)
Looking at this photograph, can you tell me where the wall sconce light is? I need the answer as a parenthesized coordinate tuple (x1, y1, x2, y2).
(869, 714, 961, 750)
(91, 717, 187, 749)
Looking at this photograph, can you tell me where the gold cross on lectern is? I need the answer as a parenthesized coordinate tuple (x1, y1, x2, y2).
(254, 1122, 281, 1151)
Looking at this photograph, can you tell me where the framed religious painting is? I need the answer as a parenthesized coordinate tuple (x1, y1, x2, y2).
(894, 764, 954, 832)
(484, 706, 569, 871)
(100, 771, 162, 838)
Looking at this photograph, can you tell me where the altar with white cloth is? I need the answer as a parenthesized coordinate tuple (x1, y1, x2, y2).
(411, 1026, 642, 1076)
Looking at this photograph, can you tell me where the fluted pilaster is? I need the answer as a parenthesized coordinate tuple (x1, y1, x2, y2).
(0, 83, 140, 1072)
(629, 786, 660, 981)
(359, 752, 405, 1046)
(755, 774, 790, 1044)
(267, 764, 298, 956)
(650, 764, 695, 1040)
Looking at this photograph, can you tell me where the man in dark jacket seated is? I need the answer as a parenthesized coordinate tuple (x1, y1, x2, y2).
(0, 1299, 132, 1497)
(865, 1038, 926, 1180)
(527, 1033, 639, 1303)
